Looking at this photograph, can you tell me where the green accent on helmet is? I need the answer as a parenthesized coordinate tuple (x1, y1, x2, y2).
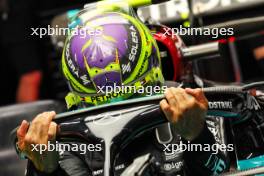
(65, 92, 82, 109)
(125, 0, 152, 7)
(119, 13, 154, 85)
(65, 66, 164, 109)
(81, 39, 92, 53)
(140, 20, 162, 68)
(83, 49, 121, 80)
(101, 0, 152, 8)
(62, 10, 164, 108)
(62, 41, 97, 94)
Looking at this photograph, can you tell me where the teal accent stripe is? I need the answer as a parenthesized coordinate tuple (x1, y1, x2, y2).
(67, 9, 80, 19)
(207, 110, 240, 118)
(68, 18, 82, 30)
(238, 155, 264, 170)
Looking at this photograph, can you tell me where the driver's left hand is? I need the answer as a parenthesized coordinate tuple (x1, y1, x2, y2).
(160, 88, 208, 141)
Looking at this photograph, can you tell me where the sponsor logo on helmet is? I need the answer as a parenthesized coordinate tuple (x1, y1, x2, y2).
(65, 43, 79, 78)
(80, 74, 91, 85)
(122, 63, 131, 74)
(129, 25, 139, 62)
(65, 42, 91, 86)
(121, 25, 140, 75)
(91, 92, 124, 103)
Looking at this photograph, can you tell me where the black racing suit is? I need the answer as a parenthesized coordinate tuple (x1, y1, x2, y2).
(25, 120, 229, 176)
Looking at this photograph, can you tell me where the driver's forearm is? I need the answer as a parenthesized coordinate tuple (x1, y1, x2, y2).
(26, 160, 66, 176)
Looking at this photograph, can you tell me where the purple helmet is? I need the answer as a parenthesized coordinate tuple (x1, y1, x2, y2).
(62, 11, 164, 107)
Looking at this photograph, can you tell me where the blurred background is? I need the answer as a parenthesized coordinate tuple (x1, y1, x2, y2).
(0, 0, 263, 107)
(0, 0, 264, 175)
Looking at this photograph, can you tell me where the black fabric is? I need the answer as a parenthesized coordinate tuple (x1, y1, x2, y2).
(26, 161, 68, 176)
(249, 34, 264, 50)
(257, 59, 264, 75)
(23, 81, 228, 175)
(183, 123, 228, 176)
(0, 47, 17, 105)
(25, 123, 228, 176)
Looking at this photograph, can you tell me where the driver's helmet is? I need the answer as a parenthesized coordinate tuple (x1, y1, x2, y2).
(62, 3, 164, 109)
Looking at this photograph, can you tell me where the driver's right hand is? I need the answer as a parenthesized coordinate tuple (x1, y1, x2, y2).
(16, 111, 59, 173)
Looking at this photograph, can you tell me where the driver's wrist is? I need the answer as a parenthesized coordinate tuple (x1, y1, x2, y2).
(34, 161, 59, 174)
(176, 118, 205, 141)
(15, 142, 28, 160)
(186, 120, 205, 141)
(32, 160, 59, 176)
(32, 142, 60, 174)
(183, 122, 214, 145)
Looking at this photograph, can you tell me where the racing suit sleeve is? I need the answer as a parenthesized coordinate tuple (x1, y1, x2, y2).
(25, 161, 68, 176)
(25, 148, 92, 176)
(183, 123, 229, 176)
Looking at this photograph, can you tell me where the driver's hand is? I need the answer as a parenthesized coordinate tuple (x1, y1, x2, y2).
(16, 111, 59, 173)
(160, 88, 208, 141)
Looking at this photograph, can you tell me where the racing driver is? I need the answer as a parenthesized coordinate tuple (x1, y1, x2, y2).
(16, 7, 228, 176)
